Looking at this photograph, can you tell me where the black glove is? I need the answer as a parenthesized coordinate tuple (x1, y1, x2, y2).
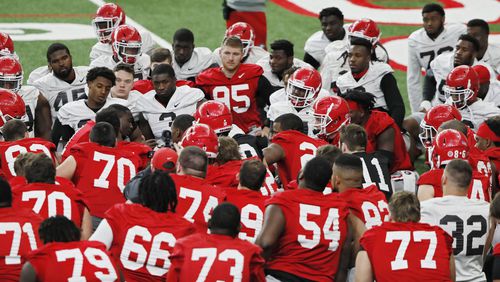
(222, 0, 235, 20)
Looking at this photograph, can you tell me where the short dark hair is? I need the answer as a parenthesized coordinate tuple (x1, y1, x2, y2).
(87, 67, 116, 86)
(319, 7, 344, 21)
(0, 177, 12, 206)
(274, 113, 304, 132)
(95, 107, 121, 137)
(173, 28, 194, 43)
(340, 124, 367, 151)
(316, 145, 341, 167)
(46, 43, 70, 62)
(151, 63, 176, 79)
(350, 37, 372, 54)
(90, 122, 116, 147)
(458, 34, 480, 52)
(150, 48, 173, 63)
(1, 119, 27, 141)
(344, 89, 376, 111)
(172, 114, 195, 132)
(24, 153, 55, 184)
(209, 203, 240, 237)
(270, 39, 294, 57)
(113, 63, 134, 76)
(39, 216, 80, 244)
(422, 3, 445, 17)
(444, 159, 472, 189)
(179, 146, 208, 176)
(139, 170, 177, 213)
(334, 153, 363, 173)
(107, 103, 132, 118)
(239, 159, 266, 191)
(467, 19, 489, 35)
(302, 157, 332, 192)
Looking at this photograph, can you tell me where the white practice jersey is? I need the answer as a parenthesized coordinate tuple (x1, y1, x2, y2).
(172, 47, 216, 80)
(89, 30, 156, 63)
(108, 90, 142, 119)
(407, 23, 466, 112)
(214, 45, 268, 65)
(480, 43, 500, 75)
(304, 29, 348, 65)
(256, 56, 311, 88)
(445, 98, 500, 131)
(27, 66, 52, 85)
(32, 66, 89, 123)
(269, 88, 331, 106)
(57, 98, 129, 131)
(267, 101, 316, 137)
(18, 85, 39, 136)
(483, 80, 500, 107)
(336, 62, 393, 110)
(136, 85, 204, 140)
(420, 195, 490, 282)
(90, 54, 150, 81)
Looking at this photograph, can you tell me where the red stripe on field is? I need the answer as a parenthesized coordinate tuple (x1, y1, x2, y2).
(350, 0, 464, 9)
(0, 13, 94, 18)
(379, 35, 409, 72)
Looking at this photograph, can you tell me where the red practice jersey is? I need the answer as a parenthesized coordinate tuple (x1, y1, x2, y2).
(206, 160, 243, 189)
(266, 189, 350, 281)
(104, 203, 195, 282)
(494, 243, 500, 256)
(196, 64, 264, 133)
(170, 174, 226, 232)
(484, 147, 500, 173)
(339, 185, 389, 229)
(61, 120, 94, 161)
(167, 233, 265, 282)
(0, 207, 42, 281)
(360, 221, 453, 281)
(116, 141, 152, 171)
(70, 142, 140, 218)
(27, 241, 120, 282)
(0, 138, 56, 180)
(225, 188, 268, 243)
(271, 130, 327, 188)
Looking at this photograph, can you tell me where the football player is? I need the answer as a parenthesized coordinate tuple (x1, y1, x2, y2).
(492, 194, 500, 281)
(467, 19, 500, 74)
(407, 3, 466, 113)
(171, 28, 217, 81)
(0, 32, 16, 59)
(170, 114, 195, 145)
(20, 216, 122, 282)
(355, 192, 455, 281)
(474, 64, 500, 107)
(475, 117, 500, 170)
(420, 159, 492, 282)
(0, 57, 52, 139)
(90, 24, 150, 80)
(110, 63, 142, 114)
(313, 95, 350, 145)
(168, 203, 265, 281)
(91, 171, 195, 281)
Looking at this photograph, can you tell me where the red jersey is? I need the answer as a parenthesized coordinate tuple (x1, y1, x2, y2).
(133, 79, 194, 94)
(196, 64, 264, 133)
(469, 145, 492, 178)
(104, 203, 195, 282)
(170, 174, 226, 232)
(0, 138, 56, 180)
(206, 160, 243, 189)
(27, 241, 119, 282)
(116, 141, 152, 171)
(494, 243, 500, 256)
(484, 147, 500, 172)
(70, 142, 140, 218)
(61, 120, 94, 161)
(11, 181, 86, 227)
(225, 188, 268, 243)
(339, 185, 389, 229)
(167, 233, 265, 282)
(360, 221, 453, 281)
(0, 207, 42, 281)
(364, 110, 413, 172)
(266, 189, 350, 281)
(271, 130, 327, 188)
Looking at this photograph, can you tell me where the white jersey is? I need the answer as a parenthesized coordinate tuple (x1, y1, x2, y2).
(136, 85, 204, 140)
(109, 90, 142, 118)
(90, 54, 150, 81)
(89, 30, 156, 63)
(445, 98, 500, 131)
(304, 29, 348, 65)
(407, 23, 466, 112)
(267, 101, 316, 137)
(172, 47, 216, 80)
(32, 66, 89, 123)
(269, 88, 331, 106)
(57, 98, 129, 131)
(483, 80, 500, 107)
(256, 56, 311, 88)
(336, 62, 393, 110)
(27, 66, 52, 85)
(420, 195, 490, 282)
(18, 85, 39, 136)
(214, 45, 268, 65)
(479, 43, 500, 75)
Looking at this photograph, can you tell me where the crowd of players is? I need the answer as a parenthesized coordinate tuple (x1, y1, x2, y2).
(0, 1, 499, 281)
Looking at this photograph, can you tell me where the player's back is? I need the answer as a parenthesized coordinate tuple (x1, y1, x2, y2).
(360, 221, 453, 282)
(266, 189, 349, 281)
(0, 207, 42, 281)
(420, 196, 490, 282)
(27, 240, 119, 282)
(353, 151, 393, 198)
(339, 185, 389, 229)
(104, 203, 195, 282)
(206, 160, 243, 188)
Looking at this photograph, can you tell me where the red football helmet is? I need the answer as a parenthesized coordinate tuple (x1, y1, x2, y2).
(0, 56, 23, 93)
(0, 89, 26, 128)
(111, 25, 142, 64)
(151, 147, 178, 172)
(348, 18, 381, 45)
(225, 22, 255, 58)
(0, 32, 15, 57)
(180, 124, 219, 158)
(286, 67, 322, 108)
(444, 65, 479, 110)
(431, 129, 469, 168)
(194, 101, 233, 135)
(419, 104, 462, 148)
(92, 3, 126, 44)
(313, 96, 350, 140)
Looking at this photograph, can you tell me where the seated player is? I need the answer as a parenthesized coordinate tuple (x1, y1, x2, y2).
(20, 216, 122, 282)
(473, 64, 500, 107)
(110, 63, 143, 115)
(355, 192, 455, 281)
(0, 32, 17, 59)
(167, 203, 265, 281)
(206, 136, 243, 188)
(475, 117, 500, 170)
(313, 95, 350, 146)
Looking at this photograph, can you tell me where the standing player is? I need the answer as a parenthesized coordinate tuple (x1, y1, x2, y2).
(407, 3, 465, 113)
(90, 171, 195, 281)
(355, 191, 455, 281)
(20, 216, 121, 282)
(420, 159, 491, 282)
(167, 203, 265, 281)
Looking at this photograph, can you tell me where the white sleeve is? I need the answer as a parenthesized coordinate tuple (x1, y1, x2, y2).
(89, 219, 114, 250)
(419, 203, 436, 225)
(406, 38, 423, 113)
